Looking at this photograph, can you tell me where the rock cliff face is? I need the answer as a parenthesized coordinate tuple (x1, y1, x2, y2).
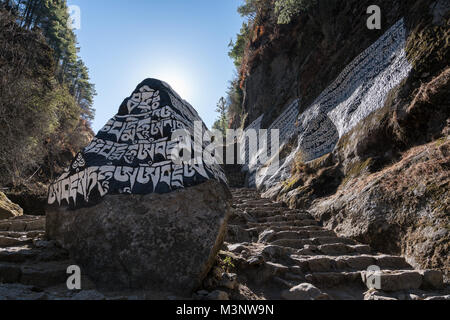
(47, 79, 231, 294)
(239, 0, 449, 277)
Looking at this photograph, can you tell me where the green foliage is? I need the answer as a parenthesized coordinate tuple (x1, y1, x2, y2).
(275, 0, 316, 24)
(0, 6, 93, 186)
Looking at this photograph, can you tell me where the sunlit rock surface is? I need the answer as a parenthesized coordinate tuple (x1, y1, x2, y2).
(46, 79, 231, 294)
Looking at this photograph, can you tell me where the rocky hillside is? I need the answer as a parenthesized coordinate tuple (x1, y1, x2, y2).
(237, 0, 449, 278)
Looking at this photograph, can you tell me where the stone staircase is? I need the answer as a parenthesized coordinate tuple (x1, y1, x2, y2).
(223, 188, 450, 300)
(1, 190, 449, 300)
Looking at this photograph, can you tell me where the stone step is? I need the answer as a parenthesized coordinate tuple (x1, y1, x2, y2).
(232, 193, 259, 198)
(0, 217, 45, 232)
(247, 261, 292, 285)
(317, 244, 372, 256)
(260, 230, 336, 243)
(0, 236, 33, 248)
(248, 219, 319, 229)
(270, 239, 315, 249)
(310, 237, 357, 245)
(236, 200, 283, 208)
(244, 208, 309, 218)
(236, 199, 274, 205)
(361, 269, 444, 292)
(0, 246, 38, 263)
(0, 260, 73, 288)
(0, 244, 69, 263)
(228, 188, 447, 300)
(270, 236, 356, 249)
(252, 225, 325, 233)
(289, 254, 411, 273)
(293, 243, 372, 256)
(0, 231, 44, 239)
(261, 245, 297, 260)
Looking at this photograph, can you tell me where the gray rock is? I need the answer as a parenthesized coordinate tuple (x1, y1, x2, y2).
(0, 284, 44, 300)
(364, 291, 398, 301)
(425, 295, 450, 301)
(46, 180, 231, 296)
(227, 243, 247, 253)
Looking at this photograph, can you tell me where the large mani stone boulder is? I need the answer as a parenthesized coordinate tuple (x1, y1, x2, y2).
(46, 79, 230, 295)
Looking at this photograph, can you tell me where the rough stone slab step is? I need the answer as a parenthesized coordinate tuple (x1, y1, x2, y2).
(273, 277, 295, 289)
(248, 219, 319, 228)
(0, 260, 74, 288)
(305, 272, 364, 288)
(293, 244, 372, 256)
(361, 270, 444, 291)
(231, 192, 257, 195)
(318, 244, 371, 255)
(425, 295, 450, 300)
(256, 225, 325, 233)
(312, 237, 356, 245)
(0, 236, 33, 248)
(270, 238, 315, 249)
(257, 213, 314, 223)
(0, 231, 44, 239)
(270, 237, 356, 249)
(261, 245, 297, 259)
(0, 217, 45, 232)
(232, 197, 260, 202)
(0, 263, 22, 283)
(0, 245, 69, 263)
(245, 208, 310, 218)
(0, 246, 39, 263)
(24, 219, 46, 231)
(261, 230, 336, 243)
(290, 254, 411, 273)
(236, 200, 282, 208)
(252, 262, 291, 284)
(232, 196, 260, 200)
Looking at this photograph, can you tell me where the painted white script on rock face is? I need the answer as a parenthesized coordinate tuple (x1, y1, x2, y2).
(242, 18, 412, 189)
(297, 18, 411, 162)
(48, 79, 227, 208)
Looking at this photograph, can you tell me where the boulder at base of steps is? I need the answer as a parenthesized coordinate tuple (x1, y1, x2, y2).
(46, 79, 231, 296)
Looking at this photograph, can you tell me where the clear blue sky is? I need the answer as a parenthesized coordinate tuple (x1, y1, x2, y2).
(68, 0, 244, 133)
